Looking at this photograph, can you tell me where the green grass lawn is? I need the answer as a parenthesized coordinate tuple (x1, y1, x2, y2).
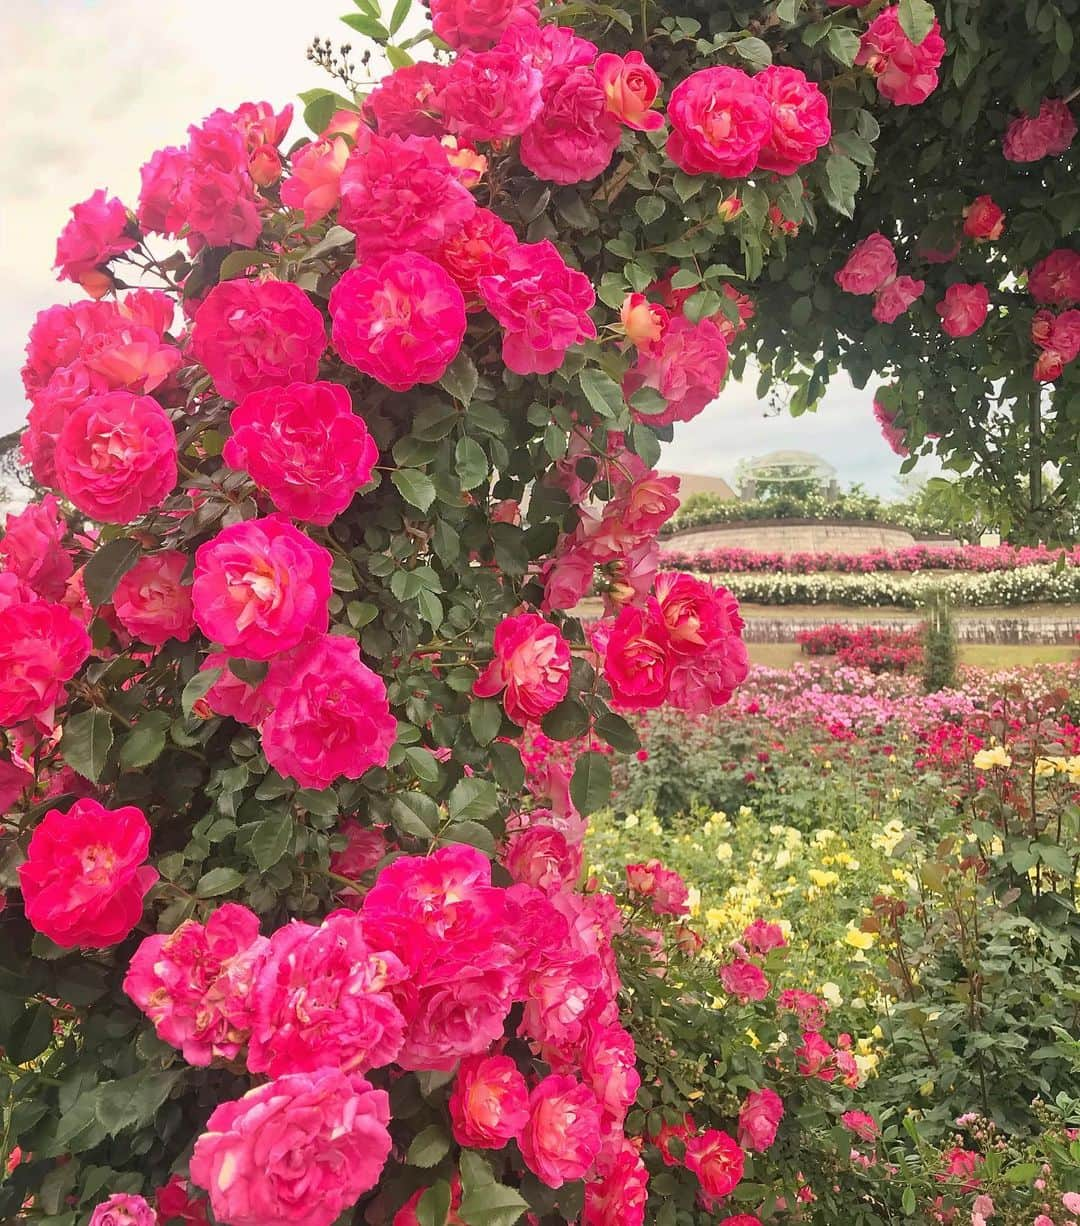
(747, 641, 1079, 669)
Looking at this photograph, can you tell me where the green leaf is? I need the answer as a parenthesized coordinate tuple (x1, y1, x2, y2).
(901, 1186, 916, 1215)
(340, 12, 390, 40)
(8, 1004, 53, 1064)
(733, 36, 772, 68)
(441, 819, 496, 853)
(439, 350, 479, 404)
(595, 711, 640, 753)
(448, 776, 499, 823)
(1004, 1162, 1041, 1184)
(629, 386, 668, 416)
(570, 750, 612, 816)
(417, 588, 444, 628)
(636, 195, 665, 225)
(83, 537, 141, 605)
(390, 791, 441, 838)
(404, 745, 440, 783)
(776, 0, 800, 20)
(826, 25, 860, 66)
(458, 1180, 529, 1226)
(393, 468, 437, 512)
(578, 368, 623, 419)
(385, 43, 415, 69)
(469, 698, 503, 746)
(196, 867, 245, 898)
(897, 0, 936, 45)
(489, 741, 525, 792)
(182, 667, 220, 719)
(251, 812, 294, 872)
(542, 697, 590, 741)
(822, 153, 860, 218)
(95, 1070, 183, 1135)
(218, 249, 276, 281)
(455, 437, 489, 490)
(331, 555, 359, 591)
(630, 423, 661, 467)
(408, 1123, 451, 1168)
(388, 0, 412, 35)
(417, 1182, 453, 1226)
(119, 724, 167, 771)
(62, 710, 114, 782)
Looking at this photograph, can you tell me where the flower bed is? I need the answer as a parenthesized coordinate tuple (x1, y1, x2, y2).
(664, 542, 1080, 575)
(795, 623, 924, 672)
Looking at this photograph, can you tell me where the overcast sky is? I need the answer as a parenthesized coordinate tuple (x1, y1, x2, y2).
(0, 0, 922, 496)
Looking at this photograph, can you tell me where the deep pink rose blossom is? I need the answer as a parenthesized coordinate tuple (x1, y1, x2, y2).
(502, 825, 583, 896)
(433, 207, 518, 311)
(190, 280, 327, 403)
(0, 599, 90, 728)
(18, 799, 157, 948)
(113, 551, 195, 646)
(685, 1129, 745, 1202)
(603, 604, 671, 709)
(449, 1053, 531, 1149)
(520, 65, 622, 186)
(623, 315, 730, 427)
(54, 190, 136, 295)
(963, 196, 1005, 241)
(1028, 249, 1080, 306)
(199, 652, 273, 726)
(520, 1075, 604, 1188)
(223, 381, 378, 525)
(0, 496, 72, 601)
(330, 255, 467, 391)
(667, 67, 771, 177)
(192, 516, 332, 660)
(1003, 97, 1077, 162)
(189, 1070, 392, 1226)
(855, 6, 946, 107)
(365, 62, 449, 138)
(754, 66, 831, 176)
(474, 613, 571, 724)
(937, 283, 990, 337)
(583, 1138, 649, 1226)
(835, 233, 897, 295)
(873, 275, 925, 323)
(441, 48, 544, 142)
(738, 1088, 784, 1152)
(626, 860, 689, 915)
(430, 0, 539, 50)
(88, 1194, 157, 1226)
(720, 959, 771, 1003)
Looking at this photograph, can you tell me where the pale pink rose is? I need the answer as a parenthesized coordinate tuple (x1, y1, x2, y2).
(223, 380, 378, 525)
(720, 959, 770, 1003)
(595, 51, 664, 132)
(521, 1074, 604, 1188)
(873, 275, 925, 323)
(88, 1193, 156, 1226)
(834, 233, 898, 295)
(112, 551, 195, 646)
(623, 315, 730, 427)
(855, 6, 946, 107)
(247, 912, 407, 1077)
(583, 1137, 649, 1226)
(365, 62, 448, 138)
(0, 495, 72, 601)
(189, 1069, 391, 1226)
(520, 64, 622, 185)
(666, 67, 771, 177)
(1029, 249, 1080, 306)
(123, 903, 269, 1065)
(54, 190, 137, 294)
(329, 254, 467, 391)
(936, 282, 990, 337)
(441, 47, 544, 143)
(260, 633, 396, 790)
(54, 391, 176, 524)
(685, 1129, 745, 1202)
(199, 652, 273, 725)
(963, 195, 1005, 241)
(738, 1087, 784, 1152)
(480, 239, 597, 374)
(449, 1053, 530, 1148)
(754, 66, 831, 176)
(1003, 97, 1077, 162)
(430, 0, 539, 50)
(603, 604, 671, 709)
(502, 824, 582, 895)
(474, 613, 571, 725)
(280, 135, 350, 225)
(189, 279, 327, 403)
(1063, 1192, 1080, 1213)
(192, 516, 331, 660)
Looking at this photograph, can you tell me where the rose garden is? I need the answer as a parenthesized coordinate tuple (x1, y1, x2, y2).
(1, 0, 1079, 1224)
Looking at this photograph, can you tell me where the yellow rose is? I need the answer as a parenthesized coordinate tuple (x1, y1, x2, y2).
(972, 746, 1011, 770)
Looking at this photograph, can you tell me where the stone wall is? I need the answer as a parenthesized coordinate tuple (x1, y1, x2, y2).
(743, 613, 1080, 645)
(662, 519, 958, 554)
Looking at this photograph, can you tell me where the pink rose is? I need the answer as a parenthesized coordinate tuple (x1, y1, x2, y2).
(873, 275, 925, 323)
(1029, 249, 1080, 306)
(962, 195, 1005, 241)
(841, 1110, 879, 1143)
(441, 48, 544, 142)
(754, 66, 831, 176)
(247, 912, 407, 1077)
(542, 545, 596, 612)
(0, 599, 90, 728)
(720, 959, 770, 1003)
(88, 1194, 157, 1226)
(154, 1176, 208, 1226)
(330, 820, 388, 882)
(623, 315, 730, 426)
(279, 135, 351, 225)
(520, 65, 622, 186)
(855, 6, 946, 107)
(503, 825, 582, 895)
(796, 1030, 837, 1080)
(0, 495, 72, 601)
(684, 1129, 745, 1201)
(113, 551, 195, 646)
(366, 62, 449, 138)
(474, 612, 571, 725)
(449, 1053, 530, 1149)
(54, 190, 136, 295)
(719, 1218, 763, 1226)
(198, 652, 273, 726)
(834, 233, 898, 295)
(431, 0, 539, 50)
(738, 1087, 784, 1152)
(0, 756, 33, 815)
(625, 859, 689, 915)
(330, 254, 467, 391)
(189, 1069, 391, 1226)
(779, 988, 829, 1030)
(873, 396, 909, 456)
(620, 292, 668, 350)
(480, 239, 597, 374)
(583, 1138, 649, 1226)
(936, 282, 990, 337)
(653, 571, 743, 656)
(1003, 97, 1077, 162)
(260, 633, 396, 789)
(579, 1019, 641, 1127)
(595, 51, 664, 132)
(499, 14, 598, 78)
(18, 799, 157, 948)
(603, 604, 671, 709)
(190, 279, 327, 402)
(193, 517, 331, 660)
(433, 207, 518, 312)
(742, 918, 787, 954)
(54, 391, 176, 524)
(666, 67, 771, 177)
(123, 903, 269, 1066)
(339, 132, 477, 260)
(521, 1074, 604, 1188)
(223, 380, 378, 525)
(1062, 1192, 1080, 1214)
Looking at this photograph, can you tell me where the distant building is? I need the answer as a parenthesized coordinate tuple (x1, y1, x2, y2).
(660, 471, 737, 501)
(737, 450, 838, 500)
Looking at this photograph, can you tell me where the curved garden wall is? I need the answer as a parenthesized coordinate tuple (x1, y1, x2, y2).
(661, 518, 957, 555)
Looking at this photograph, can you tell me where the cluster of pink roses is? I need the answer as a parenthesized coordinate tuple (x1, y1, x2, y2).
(117, 844, 648, 1225)
(1028, 249, 1080, 382)
(834, 232, 925, 324)
(854, 5, 946, 107)
(1003, 96, 1077, 163)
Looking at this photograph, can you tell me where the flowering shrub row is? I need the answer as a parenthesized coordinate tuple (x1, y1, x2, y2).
(795, 624, 924, 673)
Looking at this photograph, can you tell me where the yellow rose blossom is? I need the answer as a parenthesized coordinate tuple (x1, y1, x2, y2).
(623, 813, 639, 829)
(808, 869, 839, 888)
(844, 927, 876, 951)
(716, 843, 733, 863)
(1035, 756, 1063, 777)
(821, 982, 843, 1006)
(973, 745, 1012, 770)
(745, 1028, 761, 1048)
(687, 886, 701, 917)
